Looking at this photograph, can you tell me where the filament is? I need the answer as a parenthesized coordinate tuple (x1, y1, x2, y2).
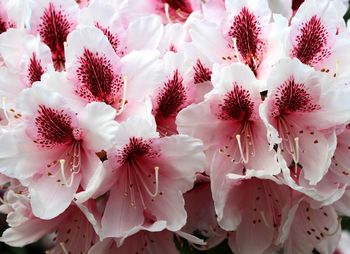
(232, 37, 241, 62)
(116, 76, 128, 116)
(164, 3, 173, 24)
(59, 242, 69, 254)
(2, 97, 10, 122)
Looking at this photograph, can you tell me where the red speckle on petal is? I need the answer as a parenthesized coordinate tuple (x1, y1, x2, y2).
(119, 137, 154, 164)
(218, 84, 254, 121)
(38, 3, 72, 71)
(34, 105, 74, 148)
(193, 60, 212, 84)
(291, 15, 331, 66)
(27, 53, 45, 87)
(228, 7, 265, 74)
(272, 77, 321, 117)
(155, 69, 187, 119)
(76, 48, 123, 104)
(95, 22, 124, 56)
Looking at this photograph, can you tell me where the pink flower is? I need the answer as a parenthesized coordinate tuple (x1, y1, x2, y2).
(282, 200, 341, 254)
(83, 114, 206, 238)
(182, 178, 226, 250)
(88, 230, 179, 254)
(65, 26, 164, 120)
(0, 0, 29, 34)
(223, 171, 293, 254)
(0, 186, 98, 253)
(188, 0, 276, 78)
(285, 0, 350, 81)
(152, 51, 213, 136)
(28, 0, 80, 70)
(260, 58, 350, 200)
(0, 83, 118, 219)
(177, 62, 279, 176)
(0, 29, 53, 87)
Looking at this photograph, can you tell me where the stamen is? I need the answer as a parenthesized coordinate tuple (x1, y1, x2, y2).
(164, 3, 173, 24)
(260, 211, 270, 227)
(137, 166, 159, 198)
(59, 242, 69, 254)
(116, 76, 128, 116)
(2, 97, 10, 122)
(232, 38, 241, 62)
(236, 134, 249, 163)
(334, 59, 340, 78)
(294, 137, 300, 164)
(176, 9, 187, 19)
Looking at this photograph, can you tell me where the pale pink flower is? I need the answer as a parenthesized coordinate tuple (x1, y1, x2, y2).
(222, 171, 293, 254)
(188, 0, 275, 77)
(28, 0, 80, 70)
(65, 26, 163, 120)
(125, 0, 201, 23)
(0, 0, 29, 34)
(177, 62, 280, 176)
(88, 231, 179, 254)
(0, 29, 53, 87)
(78, 1, 165, 55)
(285, 0, 350, 81)
(182, 179, 226, 250)
(152, 51, 213, 136)
(83, 114, 206, 238)
(0, 187, 98, 253)
(260, 58, 350, 200)
(282, 200, 341, 254)
(0, 83, 118, 219)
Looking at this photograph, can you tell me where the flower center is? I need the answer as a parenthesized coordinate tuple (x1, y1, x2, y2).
(38, 3, 72, 71)
(76, 48, 123, 104)
(219, 120, 255, 164)
(272, 77, 321, 117)
(193, 60, 212, 84)
(227, 7, 265, 74)
(291, 15, 331, 66)
(34, 105, 75, 148)
(27, 53, 45, 87)
(119, 138, 161, 209)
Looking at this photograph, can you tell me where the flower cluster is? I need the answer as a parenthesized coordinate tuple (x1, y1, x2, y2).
(1, 0, 350, 253)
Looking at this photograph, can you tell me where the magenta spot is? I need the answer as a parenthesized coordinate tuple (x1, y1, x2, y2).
(119, 137, 153, 163)
(164, 0, 193, 16)
(27, 53, 45, 87)
(0, 17, 7, 34)
(76, 48, 123, 104)
(155, 69, 187, 119)
(272, 77, 321, 117)
(193, 60, 212, 84)
(95, 22, 124, 56)
(228, 7, 265, 74)
(291, 15, 331, 66)
(38, 3, 72, 71)
(34, 105, 74, 148)
(169, 44, 177, 53)
(292, 0, 304, 11)
(218, 84, 254, 121)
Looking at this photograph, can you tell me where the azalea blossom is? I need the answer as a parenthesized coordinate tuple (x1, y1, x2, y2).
(79, 114, 206, 238)
(0, 82, 118, 219)
(0, 0, 350, 253)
